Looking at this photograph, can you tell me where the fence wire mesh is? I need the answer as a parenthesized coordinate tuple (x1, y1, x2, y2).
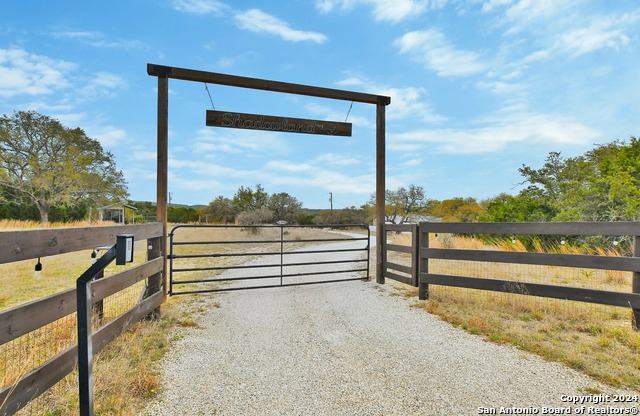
(0, 255, 149, 415)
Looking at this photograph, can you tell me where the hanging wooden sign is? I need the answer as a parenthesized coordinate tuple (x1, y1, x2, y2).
(206, 110, 352, 137)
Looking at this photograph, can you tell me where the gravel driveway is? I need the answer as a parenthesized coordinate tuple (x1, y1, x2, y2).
(144, 236, 638, 416)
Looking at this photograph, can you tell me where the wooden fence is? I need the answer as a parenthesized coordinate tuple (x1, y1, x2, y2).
(380, 223, 419, 286)
(381, 222, 640, 329)
(0, 223, 164, 415)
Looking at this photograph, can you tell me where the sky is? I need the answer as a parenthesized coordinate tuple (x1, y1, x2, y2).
(1, 1, 640, 210)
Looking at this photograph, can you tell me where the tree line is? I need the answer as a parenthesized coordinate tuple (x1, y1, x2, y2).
(1, 111, 638, 226)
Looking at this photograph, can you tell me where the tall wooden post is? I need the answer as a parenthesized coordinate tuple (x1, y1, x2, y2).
(157, 74, 169, 302)
(375, 99, 386, 284)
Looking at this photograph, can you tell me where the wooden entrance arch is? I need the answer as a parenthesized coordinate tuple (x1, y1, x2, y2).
(147, 64, 391, 287)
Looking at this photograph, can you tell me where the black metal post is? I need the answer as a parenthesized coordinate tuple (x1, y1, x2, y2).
(280, 225, 284, 286)
(364, 225, 371, 281)
(77, 245, 117, 416)
(169, 231, 175, 296)
(633, 236, 639, 330)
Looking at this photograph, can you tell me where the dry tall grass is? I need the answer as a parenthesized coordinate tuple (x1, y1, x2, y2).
(0, 219, 115, 231)
(0, 219, 176, 415)
(388, 232, 640, 391)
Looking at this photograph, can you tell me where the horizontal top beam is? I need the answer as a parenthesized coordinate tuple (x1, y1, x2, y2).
(147, 63, 390, 106)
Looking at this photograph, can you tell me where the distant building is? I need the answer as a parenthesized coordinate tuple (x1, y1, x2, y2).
(98, 203, 138, 224)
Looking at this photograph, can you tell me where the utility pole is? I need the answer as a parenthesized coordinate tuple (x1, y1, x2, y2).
(329, 192, 333, 222)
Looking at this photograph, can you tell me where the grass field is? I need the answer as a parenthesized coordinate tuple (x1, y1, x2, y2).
(387, 232, 640, 391)
(0, 220, 180, 415)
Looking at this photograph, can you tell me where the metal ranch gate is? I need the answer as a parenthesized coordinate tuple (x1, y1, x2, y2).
(169, 224, 370, 295)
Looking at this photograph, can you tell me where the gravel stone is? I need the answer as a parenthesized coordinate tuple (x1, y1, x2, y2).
(143, 235, 638, 416)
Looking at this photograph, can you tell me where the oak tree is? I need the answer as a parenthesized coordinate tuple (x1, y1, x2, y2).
(0, 111, 128, 222)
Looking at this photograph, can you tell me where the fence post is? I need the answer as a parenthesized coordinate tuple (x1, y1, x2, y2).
(378, 223, 386, 284)
(77, 245, 118, 416)
(411, 223, 419, 287)
(418, 225, 429, 300)
(633, 236, 640, 330)
(143, 235, 163, 320)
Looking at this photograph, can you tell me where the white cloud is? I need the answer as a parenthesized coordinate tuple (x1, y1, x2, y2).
(234, 9, 328, 43)
(216, 52, 260, 69)
(169, 158, 255, 179)
(171, 2, 328, 44)
(265, 160, 315, 172)
(170, 0, 232, 15)
(305, 102, 374, 129)
(52, 112, 86, 128)
(395, 29, 487, 77)
(401, 158, 422, 166)
(51, 30, 145, 50)
(315, 0, 447, 23)
(315, 153, 360, 166)
(266, 160, 375, 195)
(481, 0, 514, 14)
(498, 0, 578, 35)
(77, 72, 127, 101)
(0, 47, 75, 98)
(390, 110, 601, 154)
(128, 147, 157, 161)
(190, 128, 291, 156)
(554, 15, 636, 57)
(87, 125, 128, 148)
(336, 75, 446, 123)
(169, 175, 224, 192)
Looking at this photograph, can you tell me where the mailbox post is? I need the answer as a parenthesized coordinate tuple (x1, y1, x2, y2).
(78, 234, 134, 415)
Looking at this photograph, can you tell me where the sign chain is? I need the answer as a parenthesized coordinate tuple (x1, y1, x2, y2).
(204, 83, 215, 110)
(345, 101, 353, 123)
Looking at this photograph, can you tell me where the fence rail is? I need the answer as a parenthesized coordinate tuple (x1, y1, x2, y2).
(420, 222, 640, 328)
(0, 223, 164, 415)
(381, 223, 419, 286)
(381, 221, 640, 329)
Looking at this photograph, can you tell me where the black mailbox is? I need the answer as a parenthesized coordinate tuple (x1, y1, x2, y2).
(116, 234, 134, 265)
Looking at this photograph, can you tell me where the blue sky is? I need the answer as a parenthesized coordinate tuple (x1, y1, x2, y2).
(2, 1, 639, 210)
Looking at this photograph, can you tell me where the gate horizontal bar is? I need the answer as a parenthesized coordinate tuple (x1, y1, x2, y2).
(172, 267, 369, 285)
(172, 258, 367, 273)
(171, 276, 366, 295)
(170, 236, 367, 245)
(172, 247, 368, 259)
